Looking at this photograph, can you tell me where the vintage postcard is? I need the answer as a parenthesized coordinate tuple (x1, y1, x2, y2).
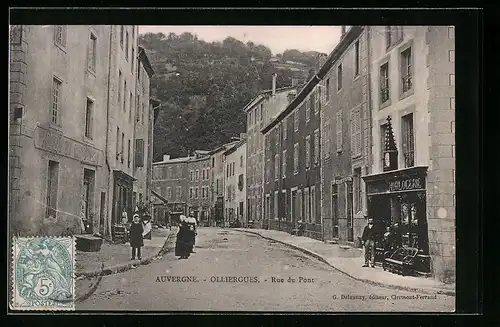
(9, 22, 456, 312)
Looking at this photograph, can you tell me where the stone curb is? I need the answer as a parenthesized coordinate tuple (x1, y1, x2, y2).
(76, 232, 176, 278)
(74, 232, 176, 302)
(234, 229, 455, 297)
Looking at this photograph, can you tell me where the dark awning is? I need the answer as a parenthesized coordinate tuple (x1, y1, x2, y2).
(151, 189, 169, 205)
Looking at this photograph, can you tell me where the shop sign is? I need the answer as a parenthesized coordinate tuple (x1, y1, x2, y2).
(389, 176, 425, 192)
(34, 126, 102, 166)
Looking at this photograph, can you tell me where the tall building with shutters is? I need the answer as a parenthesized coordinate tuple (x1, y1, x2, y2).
(8, 25, 156, 240)
(320, 26, 371, 246)
(363, 26, 456, 283)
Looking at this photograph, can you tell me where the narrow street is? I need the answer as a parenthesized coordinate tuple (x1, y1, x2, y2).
(77, 228, 454, 312)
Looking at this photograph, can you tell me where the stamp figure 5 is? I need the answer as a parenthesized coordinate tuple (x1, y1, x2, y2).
(11, 237, 75, 311)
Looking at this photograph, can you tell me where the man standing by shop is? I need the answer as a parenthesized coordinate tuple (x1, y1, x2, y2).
(361, 218, 376, 268)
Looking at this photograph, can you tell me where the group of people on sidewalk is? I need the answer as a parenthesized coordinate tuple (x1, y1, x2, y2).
(175, 212, 198, 259)
(361, 218, 403, 268)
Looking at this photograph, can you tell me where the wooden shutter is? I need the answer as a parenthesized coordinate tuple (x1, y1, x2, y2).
(355, 108, 362, 157)
(336, 111, 343, 152)
(135, 139, 144, 167)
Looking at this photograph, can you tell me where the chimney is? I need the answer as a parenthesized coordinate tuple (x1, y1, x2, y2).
(240, 133, 247, 140)
(287, 92, 295, 104)
(163, 154, 170, 161)
(291, 77, 299, 87)
(271, 73, 277, 96)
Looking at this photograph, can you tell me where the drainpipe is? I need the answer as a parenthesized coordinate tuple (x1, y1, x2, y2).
(365, 26, 373, 216)
(104, 26, 114, 240)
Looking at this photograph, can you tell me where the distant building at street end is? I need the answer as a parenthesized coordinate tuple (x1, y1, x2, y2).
(187, 152, 211, 225)
(151, 155, 189, 225)
(223, 139, 247, 226)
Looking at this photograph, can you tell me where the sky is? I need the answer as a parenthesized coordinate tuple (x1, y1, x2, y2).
(138, 26, 342, 55)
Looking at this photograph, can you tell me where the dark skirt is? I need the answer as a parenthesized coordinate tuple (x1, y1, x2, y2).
(175, 229, 192, 257)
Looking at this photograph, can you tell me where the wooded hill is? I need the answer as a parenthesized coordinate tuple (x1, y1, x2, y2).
(138, 32, 321, 160)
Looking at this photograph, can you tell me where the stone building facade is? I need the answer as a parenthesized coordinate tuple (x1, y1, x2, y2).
(223, 139, 247, 226)
(320, 26, 371, 246)
(8, 25, 155, 239)
(262, 78, 322, 239)
(363, 26, 455, 282)
(244, 75, 297, 228)
(187, 153, 211, 224)
(9, 25, 111, 236)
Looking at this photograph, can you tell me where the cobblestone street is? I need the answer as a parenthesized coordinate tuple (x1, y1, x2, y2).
(76, 228, 454, 312)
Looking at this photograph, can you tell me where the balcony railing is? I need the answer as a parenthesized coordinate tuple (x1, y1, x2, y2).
(402, 74, 413, 93)
(380, 87, 390, 103)
(403, 150, 415, 168)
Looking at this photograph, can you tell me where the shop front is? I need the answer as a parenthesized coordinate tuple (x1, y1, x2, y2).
(111, 170, 136, 241)
(363, 166, 431, 276)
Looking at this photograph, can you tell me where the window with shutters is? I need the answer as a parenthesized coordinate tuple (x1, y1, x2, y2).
(85, 98, 94, 139)
(294, 109, 299, 132)
(326, 78, 330, 102)
(88, 33, 97, 72)
(167, 187, 172, 201)
(176, 186, 182, 201)
(311, 186, 316, 223)
(304, 188, 310, 223)
(314, 88, 319, 114)
(266, 159, 271, 183)
(294, 143, 299, 174)
(306, 99, 310, 122)
(51, 77, 62, 125)
(282, 150, 287, 178)
(123, 81, 127, 112)
(380, 62, 390, 104)
(337, 64, 343, 91)
(336, 111, 343, 152)
(118, 70, 122, 107)
(129, 92, 133, 122)
(401, 113, 415, 168)
(310, 94, 315, 116)
(354, 168, 362, 213)
(297, 189, 302, 221)
(128, 140, 131, 168)
(385, 26, 403, 49)
(195, 187, 199, 199)
(136, 95, 140, 122)
(54, 25, 66, 48)
(120, 25, 124, 48)
(274, 191, 279, 219)
(401, 47, 413, 94)
(125, 31, 129, 61)
(282, 118, 287, 140)
(350, 107, 362, 158)
(135, 139, 144, 167)
(314, 129, 320, 164)
(305, 135, 311, 169)
(167, 167, 172, 179)
(274, 154, 279, 181)
(354, 40, 360, 77)
(323, 120, 331, 159)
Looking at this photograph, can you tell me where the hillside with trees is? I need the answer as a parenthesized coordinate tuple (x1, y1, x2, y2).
(138, 32, 321, 160)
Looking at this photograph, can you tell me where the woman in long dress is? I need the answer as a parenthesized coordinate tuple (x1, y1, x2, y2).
(175, 215, 191, 259)
(186, 214, 197, 253)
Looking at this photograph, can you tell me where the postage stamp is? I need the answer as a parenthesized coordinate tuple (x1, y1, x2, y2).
(11, 237, 75, 311)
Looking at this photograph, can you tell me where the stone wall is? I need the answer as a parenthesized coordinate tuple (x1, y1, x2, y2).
(425, 26, 456, 283)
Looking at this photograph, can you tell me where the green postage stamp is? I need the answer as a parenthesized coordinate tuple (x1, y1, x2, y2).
(11, 237, 75, 311)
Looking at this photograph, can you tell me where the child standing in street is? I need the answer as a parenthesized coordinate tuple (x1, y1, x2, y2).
(130, 214, 144, 260)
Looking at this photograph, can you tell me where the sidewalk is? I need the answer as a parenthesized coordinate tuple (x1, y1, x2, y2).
(235, 228, 455, 296)
(75, 227, 177, 302)
(75, 227, 176, 277)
